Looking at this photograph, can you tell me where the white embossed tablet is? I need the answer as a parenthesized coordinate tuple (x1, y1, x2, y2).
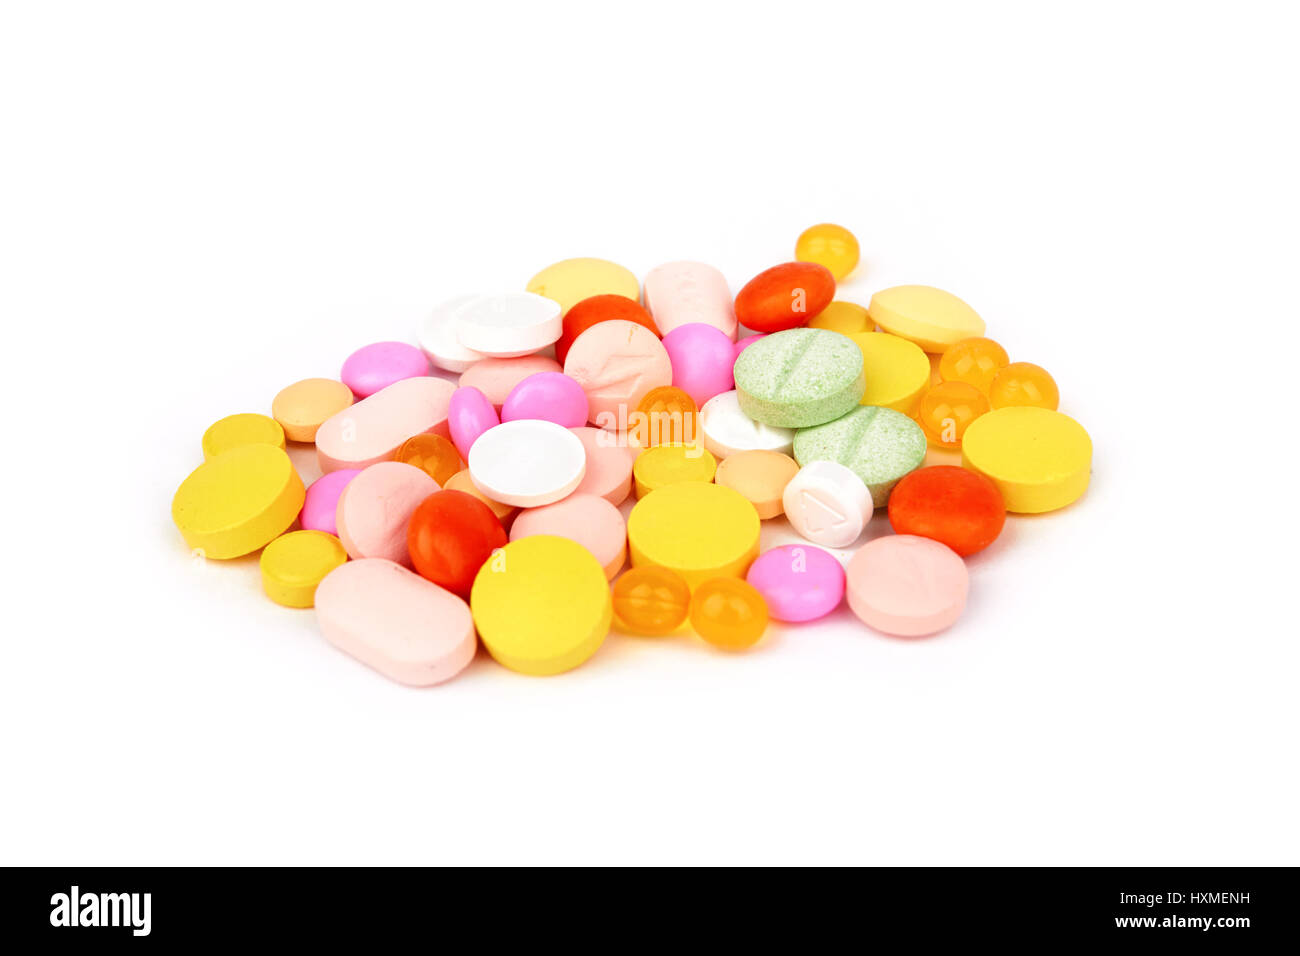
(782, 460, 873, 549)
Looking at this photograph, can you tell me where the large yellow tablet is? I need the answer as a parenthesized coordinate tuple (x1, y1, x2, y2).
(868, 285, 985, 352)
(627, 482, 760, 589)
(961, 406, 1092, 513)
(172, 444, 304, 559)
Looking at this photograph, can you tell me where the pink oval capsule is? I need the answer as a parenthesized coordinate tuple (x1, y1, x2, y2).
(316, 376, 456, 473)
(341, 341, 430, 398)
(300, 469, 361, 536)
(746, 544, 845, 623)
(501, 371, 589, 428)
(448, 386, 499, 459)
(660, 322, 736, 407)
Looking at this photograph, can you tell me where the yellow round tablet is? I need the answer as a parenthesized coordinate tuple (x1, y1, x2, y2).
(271, 378, 354, 442)
(172, 444, 305, 559)
(260, 530, 348, 607)
(525, 257, 640, 315)
(808, 300, 871, 335)
(627, 482, 761, 589)
(471, 535, 612, 676)
(632, 443, 717, 498)
(201, 413, 286, 460)
(846, 331, 932, 413)
(868, 285, 986, 352)
(961, 406, 1092, 514)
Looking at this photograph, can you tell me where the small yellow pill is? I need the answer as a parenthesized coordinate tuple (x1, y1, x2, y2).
(632, 443, 717, 498)
(808, 300, 872, 335)
(795, 223, 860, 281)
(868, 285, 986, 352)
(260, 530, 348, 608)
(271, 378, 354, 443)
(172, 444, 305, 559)
(470, 535, 612, 676)
(627, 482, 761, 590)
(846, 332, 932, 413)
(201, 413, 286, 460)
(961, 406, 1092, 514)
(526, 257, 640, 316)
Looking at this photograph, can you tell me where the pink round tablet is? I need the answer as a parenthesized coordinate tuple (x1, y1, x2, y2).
(845, 535, 969, 637)
(569, 426, 636, 505)
(661, 322, 736, 407)
(735, 333, 767, 360)
(315, 558, 476, 686)
(509, 493, 627, 579)
(335, 461, 438, 567)
(300, 468, 361, 536)
(501, 371, 588, 428)
(459, 355, 563, 409)
(448, 386, 499, 459)
(746, 544, 846, 623)
(563, 319, 672, 429)
(340, 341, 430, 398)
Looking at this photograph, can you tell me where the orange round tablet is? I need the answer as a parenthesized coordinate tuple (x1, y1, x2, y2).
(714, 450, 799, 519)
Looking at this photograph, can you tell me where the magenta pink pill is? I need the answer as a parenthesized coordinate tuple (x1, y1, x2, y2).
(340, 341, 430, 398)
(660, 323, 736, 407)
(448, 385, 499, 459)
(501, 371, 589, 427)
(300, 469, 362, 536)
(845, 535, 969, 637)
(734, 333, 766, 361)
(746, 544, 846, 622)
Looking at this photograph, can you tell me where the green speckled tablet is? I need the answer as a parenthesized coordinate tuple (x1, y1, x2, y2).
(793, 405, 927, 507)
(733, 328, 865, 428)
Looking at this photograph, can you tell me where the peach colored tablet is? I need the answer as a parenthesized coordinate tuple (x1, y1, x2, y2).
(315, 376, 455, 473)
(844, 535, 968, 637)
(335, 461, 438, 566)
(510, 493, 627, 579)
(315, 558, 476, 686)
(570, 426, 636, 505)
(458, 355, 562, 409)
(643, 261, 738, 340)
(563, 320, 671, 429)
(714, 450, 800, 519)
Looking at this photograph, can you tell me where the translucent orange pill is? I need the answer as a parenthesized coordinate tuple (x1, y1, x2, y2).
(939, 337, 1010, 393)
(395, 433, 463, 486)
(634, 385, 697, 447)
(611, 565, 692, 635)
(794, 223, 860, 281)
(690, 578, 769, 650)
(988, 362, 1060, 411)
(917, 381, 990, 448)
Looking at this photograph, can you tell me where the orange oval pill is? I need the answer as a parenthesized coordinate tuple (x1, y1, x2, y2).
(611, 565, 691, 635)
(714, 450, 799, 519)
(395, 433, 463, 486)
(272, 378, 355, 443)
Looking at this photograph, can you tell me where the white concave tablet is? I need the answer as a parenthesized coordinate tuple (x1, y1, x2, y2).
(455, 292, 563, 358)
(467, 420, 586, 507)
(699, 390, 795, 459)
(419, 294, 487, 372)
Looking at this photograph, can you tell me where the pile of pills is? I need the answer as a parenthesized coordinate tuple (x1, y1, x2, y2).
(171, 223, 1093, 685)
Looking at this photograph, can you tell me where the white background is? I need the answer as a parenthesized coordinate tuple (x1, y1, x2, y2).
(2, 1, 1297, 865)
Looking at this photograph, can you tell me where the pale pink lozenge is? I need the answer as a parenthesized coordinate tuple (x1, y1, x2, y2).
(844, 535, 968, 637)
(315, 558, 477, 686)
(501, 371, 588, 428)
(661, 322, 736, 407)
(746, 544, 845, 623)
(458, 355, 562, 409)
(569, 426, 636, 506)
(335, 461, 438, 567)
(642, 261, 737, 340)
(300, 469, 361, 536)
(341, 341, 430, 398)
(509, 493, 627, 579)
(447, 386, 499, 459)
(315, 376, 456, 473)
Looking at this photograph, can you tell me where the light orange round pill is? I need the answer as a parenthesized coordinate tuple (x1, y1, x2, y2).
(445, 468, 517, 526)
(271, 378, 354, 443)
(395, 433, 463, 486)
(713, 450, 799, 519)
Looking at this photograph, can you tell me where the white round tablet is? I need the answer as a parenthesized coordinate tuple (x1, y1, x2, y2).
(455, 292, 563, 358)
(468, 420, 586, 507)
(419, 294, 487, 373)
(699, 390, 796, 459)
(782, 460, 873, 549)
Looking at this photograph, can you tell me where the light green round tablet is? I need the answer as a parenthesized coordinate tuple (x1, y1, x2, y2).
(733, 328, 865, 428)
(793, 405, 927, 507)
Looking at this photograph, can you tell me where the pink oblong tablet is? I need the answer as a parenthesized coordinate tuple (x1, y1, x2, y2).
(643, 261, 737, 340)
(563, 319, 672, 429)
(316, 376, 456, 473)
(315, 558, 476, 686)
(501, 371, 589, 428)
(341, 341, 430, 398)
(459, 355, 563, 409)
(300, 468, 361, 536)
(661, 322, 736, 407)
(569, 426, 636, 505)
(735, 333, 766, 360)
(509, 493, 627, 579)
(447, 385, 499, 459)
(845, 535, 969, 637)
(335, 461, 438, 566)
(746, 544, 845, 622)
